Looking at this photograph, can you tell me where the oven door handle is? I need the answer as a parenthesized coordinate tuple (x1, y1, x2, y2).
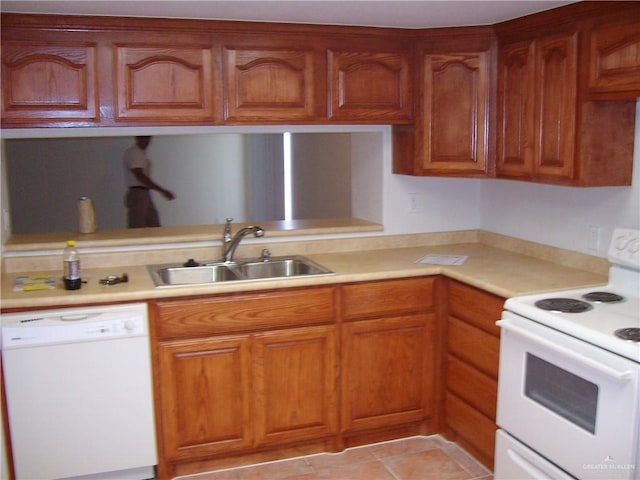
(497, 320, 633, 382)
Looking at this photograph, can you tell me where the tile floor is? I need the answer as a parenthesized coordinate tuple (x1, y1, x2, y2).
(176, 435, 494, 480)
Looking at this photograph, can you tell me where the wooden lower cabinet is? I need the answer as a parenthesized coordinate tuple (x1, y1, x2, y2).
(151, 276, 511, 476)
(156, 335, 253, 462)
(442, 280, 504, 469)
(342, 314, 435, 433)
(341, 277, 437, 445)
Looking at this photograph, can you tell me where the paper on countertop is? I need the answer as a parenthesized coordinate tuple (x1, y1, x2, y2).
(415, 254, 468, 266)
(13, 275, 57, 292)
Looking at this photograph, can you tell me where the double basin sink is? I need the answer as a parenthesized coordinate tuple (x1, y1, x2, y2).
(148, 255, 334, 287)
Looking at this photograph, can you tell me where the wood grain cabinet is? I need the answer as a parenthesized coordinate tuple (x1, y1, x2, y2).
(1, 41, 99, 125)
(150, 287, 338, 475)
(497, 34, 578, 181)
(419, 51, 492, 176)
(392, 29, 496, 178)
(341, 277, 437, 443)
(587, 20, 640, 98)
(222, 46, 321, 122)
(495, 6, 637, 186)
(114, 44, 216, 122)
(327, 50, 412, 123)
(442, 280, 503, 470)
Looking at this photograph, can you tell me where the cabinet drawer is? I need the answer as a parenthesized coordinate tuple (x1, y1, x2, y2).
(342, 277, 434, 320)
(445, 392, 497, 467)
(447, 317, 499, 378)
(448, 281, 503, 335)
(445, 355, 497, 420)
(151, 286, 337, 339)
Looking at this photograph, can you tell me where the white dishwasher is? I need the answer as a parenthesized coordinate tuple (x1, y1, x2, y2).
(1, 302, 157, 480)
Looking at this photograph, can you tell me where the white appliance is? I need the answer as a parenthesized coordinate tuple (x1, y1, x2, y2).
(1, 302, 157, 480)
(495, 228, 640, 480)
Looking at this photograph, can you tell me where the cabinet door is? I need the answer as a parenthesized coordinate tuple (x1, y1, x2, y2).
(533, 33, 577, 181)
(156, 335, 252, 461)
(496, 41, 535, 179)
(114, 44, 215, 122)
(327, 50, 411, 123)
(223, 47, 319, 122)
(1, 41, 99, 124)
(253, 325, 338, 446)
(588, 21, 640, 97)
(421, 52, 491, 176)
(342, 314, 434, 432)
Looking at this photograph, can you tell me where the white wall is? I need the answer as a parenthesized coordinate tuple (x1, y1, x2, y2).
(478, 100, 640, 257)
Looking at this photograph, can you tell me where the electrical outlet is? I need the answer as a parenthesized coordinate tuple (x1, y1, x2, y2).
(408, 193, 420, 213)
(588, 225, 601, 252)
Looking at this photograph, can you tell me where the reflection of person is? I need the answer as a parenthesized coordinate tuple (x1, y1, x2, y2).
(123, 136, 175, 228)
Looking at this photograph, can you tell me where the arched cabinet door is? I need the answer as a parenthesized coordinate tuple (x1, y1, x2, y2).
(114, 44, 215, 122)
(421, 52, 491, 176)
(1, 41, 99, 125)
(328, 50, 412, 123)
(223, 47, 320, 122)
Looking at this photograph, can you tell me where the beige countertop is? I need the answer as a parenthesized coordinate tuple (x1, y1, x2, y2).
(1, 241, 608, 310)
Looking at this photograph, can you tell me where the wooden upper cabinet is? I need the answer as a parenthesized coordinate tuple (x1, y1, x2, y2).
(327, 50, 411, 123)
(1, 41, 99, 125)
(588, 21, 640, 98)
(496, 41, 535, 178)
(497, 33, 578, 182)
(114, 44, 215, 122)
(534, 33, 577, 181)
(420, 52, 492, 176)
(222, 46, 320, 122)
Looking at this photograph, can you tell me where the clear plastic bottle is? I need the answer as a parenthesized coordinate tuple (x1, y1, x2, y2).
(63, 240, 81, 290)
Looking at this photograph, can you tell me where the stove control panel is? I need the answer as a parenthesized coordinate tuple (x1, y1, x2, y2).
(608, 228, 640, 269)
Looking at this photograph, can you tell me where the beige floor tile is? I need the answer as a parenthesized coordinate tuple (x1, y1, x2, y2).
(368, 435, 442, 459)
(237, 458, 315, 480)
(382, 448, 472, 480)
(313, 459, 396, 480)
(305, 446, 378, 470)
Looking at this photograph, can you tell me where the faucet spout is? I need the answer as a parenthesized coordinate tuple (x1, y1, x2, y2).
(222, 225, 264, 262)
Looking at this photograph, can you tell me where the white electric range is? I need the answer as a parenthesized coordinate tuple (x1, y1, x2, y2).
(495, 228, 640, 480)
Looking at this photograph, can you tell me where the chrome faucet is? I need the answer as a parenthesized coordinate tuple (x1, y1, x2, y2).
(221, 219, 265, 262)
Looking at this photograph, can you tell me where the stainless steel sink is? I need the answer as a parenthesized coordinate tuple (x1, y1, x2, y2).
(148, 255, 333, 287)
(232, 257, 331, 280)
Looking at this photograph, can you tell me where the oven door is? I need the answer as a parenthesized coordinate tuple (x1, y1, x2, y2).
(496, 311, 639, 480)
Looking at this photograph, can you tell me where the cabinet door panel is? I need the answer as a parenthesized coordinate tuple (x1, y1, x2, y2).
(448, 281, 503, 336)
(588, 22, 640, 96)
(1, 41, 98, 123)
(342, 314, 434, 431)
(157, 336, 252, 460)
(422, 52, 490, 175)
(328, 50, 411, 122)
(223, 47, 317, 121)
(533, 33, 577, 180)
(253, 326, 338, 445)
(497, 41, 535, 178)
(114, 44, 215, 121)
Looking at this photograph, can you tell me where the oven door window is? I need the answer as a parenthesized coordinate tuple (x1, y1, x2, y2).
(525, 353, 598, 434)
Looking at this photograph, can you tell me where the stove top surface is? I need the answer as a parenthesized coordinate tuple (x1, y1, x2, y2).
(505, 228, 640, 362)
(505, 282, 639, 362)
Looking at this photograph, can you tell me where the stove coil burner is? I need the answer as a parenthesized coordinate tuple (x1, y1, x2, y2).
(615, 328, 640, 342)
(581, 291, 625, 303)
(534, 298, 594, 313)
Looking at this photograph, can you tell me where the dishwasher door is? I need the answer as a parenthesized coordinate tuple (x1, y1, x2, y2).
(2, 304, 157, 480)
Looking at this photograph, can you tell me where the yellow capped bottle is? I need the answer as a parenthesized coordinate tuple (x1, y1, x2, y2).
(63, 240, 81, 290)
